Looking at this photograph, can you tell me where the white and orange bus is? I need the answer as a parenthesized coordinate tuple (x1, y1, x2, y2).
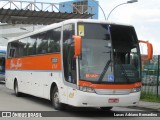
(6, 19, 153, 110)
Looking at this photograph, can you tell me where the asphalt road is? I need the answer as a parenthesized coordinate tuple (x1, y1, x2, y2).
(0, 82, 159, 120)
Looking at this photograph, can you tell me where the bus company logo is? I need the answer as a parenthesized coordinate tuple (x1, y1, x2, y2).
(10, 59, 22, 69)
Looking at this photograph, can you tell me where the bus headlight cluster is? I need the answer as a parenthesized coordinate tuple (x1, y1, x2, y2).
(130, 87, 141, 93)
(79, 86, 95, 93)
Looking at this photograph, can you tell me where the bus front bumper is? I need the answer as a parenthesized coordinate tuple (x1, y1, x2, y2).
(74, 90, 140, 107)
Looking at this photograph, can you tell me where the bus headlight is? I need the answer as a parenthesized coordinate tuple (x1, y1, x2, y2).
(79, 86, 95, 93)
(130, 87, 141, 93)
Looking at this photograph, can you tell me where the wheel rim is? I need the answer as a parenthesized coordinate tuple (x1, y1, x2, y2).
(54, 91, 59, 108)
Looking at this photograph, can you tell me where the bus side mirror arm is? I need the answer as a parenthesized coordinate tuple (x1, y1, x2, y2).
(139, 40, 153, 60)
(73, 35, 82, 58)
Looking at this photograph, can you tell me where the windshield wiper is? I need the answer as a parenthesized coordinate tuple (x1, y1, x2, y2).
(97, 59, 111, 83)
(119, 63, 130, 83)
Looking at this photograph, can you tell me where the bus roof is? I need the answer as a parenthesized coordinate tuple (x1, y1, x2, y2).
(8, 19, 134, 43)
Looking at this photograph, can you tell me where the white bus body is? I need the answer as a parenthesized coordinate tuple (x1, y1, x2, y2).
(6, 19, 147, 110)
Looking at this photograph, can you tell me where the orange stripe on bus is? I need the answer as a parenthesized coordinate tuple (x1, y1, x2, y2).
(79, 80, 141, 89)
(6, 54, 62, 70)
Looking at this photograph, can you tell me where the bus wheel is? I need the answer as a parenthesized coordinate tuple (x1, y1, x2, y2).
(14, 81, 21, 97)
(51, 86, 64, 110)
(100, 107, 113, 111)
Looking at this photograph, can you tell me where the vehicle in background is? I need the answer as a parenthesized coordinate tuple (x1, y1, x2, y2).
(0, 48, 6, 81)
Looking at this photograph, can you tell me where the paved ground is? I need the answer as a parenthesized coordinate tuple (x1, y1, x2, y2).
(0, 82, 159, 119)
(131, 101, 160, 111)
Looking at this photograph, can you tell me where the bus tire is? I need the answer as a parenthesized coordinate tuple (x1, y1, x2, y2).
(14, 81, 21, 97)
(51, 86, 64, 110)
(100, 107, 113, 111)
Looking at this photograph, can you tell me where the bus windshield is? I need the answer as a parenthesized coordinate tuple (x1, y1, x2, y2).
(78, 23, 141, 84)
(111, 25, 141, 83)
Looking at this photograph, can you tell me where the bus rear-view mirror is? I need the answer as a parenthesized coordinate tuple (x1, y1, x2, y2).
(139, 40, 153, 60)
(73, 35, 82, 58)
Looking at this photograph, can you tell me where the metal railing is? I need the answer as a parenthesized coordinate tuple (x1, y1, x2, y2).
(142, 55, 160, 97)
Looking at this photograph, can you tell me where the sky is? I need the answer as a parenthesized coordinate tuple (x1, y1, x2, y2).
(1, 0, 160, 55)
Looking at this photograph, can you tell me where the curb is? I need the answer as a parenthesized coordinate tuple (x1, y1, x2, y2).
(126, 106, 160, 112)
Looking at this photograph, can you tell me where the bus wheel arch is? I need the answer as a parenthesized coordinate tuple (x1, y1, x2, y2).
(14, 78, 21, 97)
(14, 78, 17, 90)
(50, 82, 64, 110)
(50, 82, 57, 101)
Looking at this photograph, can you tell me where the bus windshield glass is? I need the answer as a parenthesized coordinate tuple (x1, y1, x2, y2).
(111, 25, 141, 83)
(78, 23, 141, 83)
(78, 23, 112, 83)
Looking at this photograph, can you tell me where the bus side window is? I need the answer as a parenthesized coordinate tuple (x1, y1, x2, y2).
(36, 31, 50, 54)
(37, 32, 48, 54)
(48, 28, 61, 53)
(8, 41, 19, 58)
(36, 33, 43, 54)
(19, 38, 28, 57)
(27, 36, 37, 55)
(9, 48, 16, 58)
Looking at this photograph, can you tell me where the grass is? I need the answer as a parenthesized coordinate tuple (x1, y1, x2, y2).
(140, 92, 160, 103)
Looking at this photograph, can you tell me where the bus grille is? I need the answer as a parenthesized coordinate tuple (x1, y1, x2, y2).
(95, 89, 131, 95)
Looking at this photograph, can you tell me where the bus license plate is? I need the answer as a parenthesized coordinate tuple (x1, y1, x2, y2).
(108, 98, 119, 103)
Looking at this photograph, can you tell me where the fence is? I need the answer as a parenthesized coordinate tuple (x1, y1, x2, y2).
(141, 55, 160, 97)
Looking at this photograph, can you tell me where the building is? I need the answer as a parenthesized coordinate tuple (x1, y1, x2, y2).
(59, 0, 99, 19)
(0, 0, 92, 47)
